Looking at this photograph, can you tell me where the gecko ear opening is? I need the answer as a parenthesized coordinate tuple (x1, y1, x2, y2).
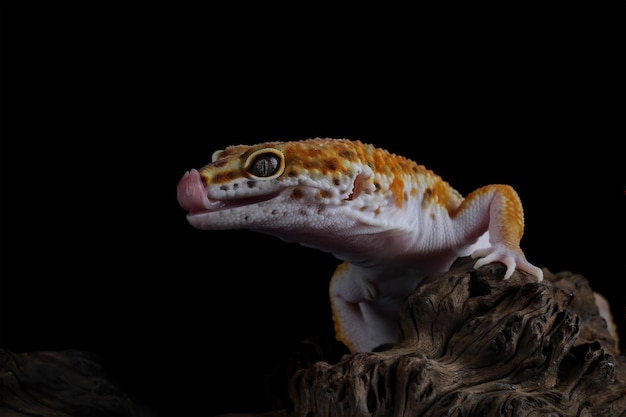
(346, 173, 365, 201)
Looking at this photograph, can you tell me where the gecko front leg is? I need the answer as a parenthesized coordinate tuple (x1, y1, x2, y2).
(451, 184, 544, 281)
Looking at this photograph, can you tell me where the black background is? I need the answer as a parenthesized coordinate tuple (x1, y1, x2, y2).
(1, 2, 625, 416)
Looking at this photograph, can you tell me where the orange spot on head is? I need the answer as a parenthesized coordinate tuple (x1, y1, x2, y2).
(323, 159, 339, 174)
(209, 171, 236, 184)
(338, 149, 356, 161)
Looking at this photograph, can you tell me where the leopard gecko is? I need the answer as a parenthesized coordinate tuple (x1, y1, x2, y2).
(176, 138, 544, 353)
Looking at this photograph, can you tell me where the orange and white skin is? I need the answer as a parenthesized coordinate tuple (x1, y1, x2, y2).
(177, 138, 543, 353)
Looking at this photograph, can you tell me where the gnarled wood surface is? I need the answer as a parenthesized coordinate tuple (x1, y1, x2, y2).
(262, 257, 626, 417)
(0, 349, 137, 417)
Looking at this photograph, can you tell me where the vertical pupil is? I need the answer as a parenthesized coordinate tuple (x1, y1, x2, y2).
(253, 154, 279, 177)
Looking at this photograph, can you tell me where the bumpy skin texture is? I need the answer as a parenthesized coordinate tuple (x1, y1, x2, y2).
(177, 138, 543, 352)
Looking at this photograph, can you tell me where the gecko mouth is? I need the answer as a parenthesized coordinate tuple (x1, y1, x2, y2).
(177, 169, 282, 215)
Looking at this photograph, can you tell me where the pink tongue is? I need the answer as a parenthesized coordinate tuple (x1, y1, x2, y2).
(177, 169, 217, 213)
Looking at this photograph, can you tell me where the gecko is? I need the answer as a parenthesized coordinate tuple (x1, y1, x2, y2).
(177, 138, 544, 353)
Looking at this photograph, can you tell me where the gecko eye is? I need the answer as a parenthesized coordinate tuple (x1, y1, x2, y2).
(244, 148, 285, 180)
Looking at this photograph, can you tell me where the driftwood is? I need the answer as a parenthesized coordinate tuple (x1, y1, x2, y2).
(0, 349, 137, 417)
(258, 256, 626, 417)
(0, 257, 624, 416)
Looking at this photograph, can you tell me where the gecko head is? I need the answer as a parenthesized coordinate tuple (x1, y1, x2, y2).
(176, 138, 396, 235)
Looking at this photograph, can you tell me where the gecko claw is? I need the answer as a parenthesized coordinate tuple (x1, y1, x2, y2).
(471, 244, 543, 282)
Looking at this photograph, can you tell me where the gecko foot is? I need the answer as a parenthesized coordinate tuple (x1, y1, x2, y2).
(471, 243, 543, 282)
